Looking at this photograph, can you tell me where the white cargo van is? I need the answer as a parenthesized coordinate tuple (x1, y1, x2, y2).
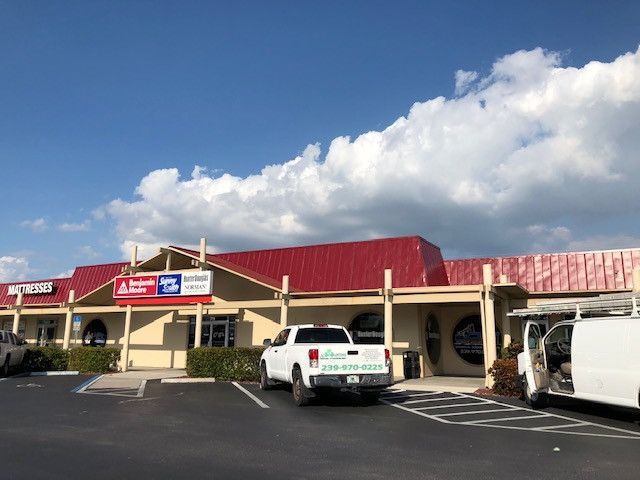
(515, 294, 640, 410)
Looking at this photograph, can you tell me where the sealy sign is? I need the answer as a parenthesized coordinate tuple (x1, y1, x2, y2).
(113, 270, 213, 299)
(7, 281, 55, 296)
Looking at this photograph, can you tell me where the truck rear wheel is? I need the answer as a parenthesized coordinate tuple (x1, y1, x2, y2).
(260, 363, 273, 390)
(292, 368, 311, 407)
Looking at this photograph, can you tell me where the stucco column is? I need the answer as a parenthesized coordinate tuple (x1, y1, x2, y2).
(384, 269, 393, 352)
(193, 238, 208, 348)
(481, 264, 497, 388)
(501, 298, 512, 348)
(194, 302, 204, 348)
(280, 275, 290, 327)
(62, 290, 75, 349)
(12, 292, 23, 336)
(633, 268, 640, 292)
(121, 304, 133, 372)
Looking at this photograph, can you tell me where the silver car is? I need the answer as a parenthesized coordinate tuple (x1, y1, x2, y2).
(0, 330, 26, 376)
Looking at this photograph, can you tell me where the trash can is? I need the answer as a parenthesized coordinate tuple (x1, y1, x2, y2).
(403, 351, 421, 379)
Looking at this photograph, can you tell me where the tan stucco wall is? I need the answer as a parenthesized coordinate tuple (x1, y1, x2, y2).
(421, 304, 486, 378)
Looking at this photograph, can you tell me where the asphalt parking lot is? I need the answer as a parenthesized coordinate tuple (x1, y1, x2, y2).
(1, 375, 639, 480)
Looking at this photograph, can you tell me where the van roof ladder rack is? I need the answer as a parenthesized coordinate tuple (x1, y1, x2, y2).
(509, 292, 640, 318)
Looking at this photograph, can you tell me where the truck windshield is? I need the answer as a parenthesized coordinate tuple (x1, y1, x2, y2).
(294, 328, 350, 344)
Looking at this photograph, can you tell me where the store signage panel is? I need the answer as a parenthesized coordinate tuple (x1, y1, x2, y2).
(181, 272, 214, 295)
(113, 271, 213, 299)
(7, 281, 56, 296)
(114, 275, 158, 298)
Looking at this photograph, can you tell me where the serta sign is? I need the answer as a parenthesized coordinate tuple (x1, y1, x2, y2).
(113, 271, 213, 299)
(7, 281, 55, 296)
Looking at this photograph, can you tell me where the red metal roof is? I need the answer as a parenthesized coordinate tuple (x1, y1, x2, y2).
(0, 262, 128, 306)
(173, 236, 450, 292)
(3, 238, 639, 305)
(444, 249, 640, 293)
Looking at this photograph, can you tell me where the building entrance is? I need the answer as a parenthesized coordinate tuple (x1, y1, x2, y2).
(188, 315, 236, 348)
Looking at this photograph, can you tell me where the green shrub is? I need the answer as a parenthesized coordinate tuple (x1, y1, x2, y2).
(68, 347, 120, 373)
(488, 357, 521, 397)
(187, 347, 264, 381)
(500, 342, 524, 360)
(22, 346, 70, 372)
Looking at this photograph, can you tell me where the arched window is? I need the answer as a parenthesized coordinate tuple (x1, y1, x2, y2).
(348, 312, 384, 345)
(82, 319, 108, 347)
(452, 315, 501, 365)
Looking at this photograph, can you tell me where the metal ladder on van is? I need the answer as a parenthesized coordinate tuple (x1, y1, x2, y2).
(509, 292, 640, 319)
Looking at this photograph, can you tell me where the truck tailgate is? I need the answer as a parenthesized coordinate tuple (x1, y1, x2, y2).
(318, 345, 387, 374)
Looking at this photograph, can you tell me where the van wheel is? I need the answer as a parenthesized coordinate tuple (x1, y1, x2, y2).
(292, 368, 310, 407)
(523, 376, 547, 409)
(260, 363, 273, 390)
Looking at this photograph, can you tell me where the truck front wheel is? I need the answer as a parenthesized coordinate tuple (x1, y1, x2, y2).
(292, 368, 311, 407)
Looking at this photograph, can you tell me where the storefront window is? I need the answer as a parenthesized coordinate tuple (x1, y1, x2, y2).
(37, 319, 58, 346)
(348, 312, 384, 344)
(188, 316, 236, 348)
(425, 313, 441, 364)
(452, 315, 501, 366)
(82, 319, 108, 347)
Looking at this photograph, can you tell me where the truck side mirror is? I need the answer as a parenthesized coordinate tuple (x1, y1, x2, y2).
(262, 338, 272, 347)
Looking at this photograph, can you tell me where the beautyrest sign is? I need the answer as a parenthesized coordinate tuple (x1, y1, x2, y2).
(113, 271, 213, 299)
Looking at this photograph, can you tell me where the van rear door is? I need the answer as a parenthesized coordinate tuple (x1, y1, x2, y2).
(523, 321, 549, 395)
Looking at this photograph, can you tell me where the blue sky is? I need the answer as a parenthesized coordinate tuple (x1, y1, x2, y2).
(2, 1, 640, 281)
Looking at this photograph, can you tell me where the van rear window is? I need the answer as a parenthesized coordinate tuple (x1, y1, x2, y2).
(294, 328, 350, 344)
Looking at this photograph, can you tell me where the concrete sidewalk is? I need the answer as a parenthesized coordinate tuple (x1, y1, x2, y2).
(80, 368, 186, 397)
(393, 376, 484, 393)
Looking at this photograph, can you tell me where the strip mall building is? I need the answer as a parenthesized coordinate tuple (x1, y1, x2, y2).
(2, 236, 639, 385)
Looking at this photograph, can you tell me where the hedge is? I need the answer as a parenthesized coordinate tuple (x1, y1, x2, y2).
(22, 346, 70, 372)
(68, 347, 121, 373)
(187, 347, 264, 381)
(488, 342, 524, 397)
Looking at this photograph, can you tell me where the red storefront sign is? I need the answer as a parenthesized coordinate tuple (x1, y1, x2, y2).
(113, 276, 158, 298)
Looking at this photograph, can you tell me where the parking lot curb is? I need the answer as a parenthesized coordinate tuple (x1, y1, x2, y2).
(30, 371, 80, 376)
(160, 377, 216, 383)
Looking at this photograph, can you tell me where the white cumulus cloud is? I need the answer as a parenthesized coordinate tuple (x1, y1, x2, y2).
(58, 221, 90, 232)
(20, 218, 48, 233)
(106, 47, 640, 259)
(0, 256, 32, 283)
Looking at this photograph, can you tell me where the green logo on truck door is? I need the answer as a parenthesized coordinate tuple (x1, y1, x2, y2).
(320, 349, 347, 360)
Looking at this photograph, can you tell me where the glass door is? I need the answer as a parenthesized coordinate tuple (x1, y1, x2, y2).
(188, 316, 236, 348)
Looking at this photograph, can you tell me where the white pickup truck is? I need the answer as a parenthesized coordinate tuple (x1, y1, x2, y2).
(0, 330, 26, 376)
(259, 324, 392, 406)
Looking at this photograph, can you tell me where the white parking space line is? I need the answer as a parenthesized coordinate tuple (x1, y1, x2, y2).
(382, 390, 640, 440)
(72, 375, 103, 393)
(465, 414, 548, 424)
(435, 407, 517, 417)
(414, 401, 488, 410)
(231, 382, 270, 409)
(534, 423, 588, 431)
(401, 396, 462, 404)
(382, 390, 443, 398)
